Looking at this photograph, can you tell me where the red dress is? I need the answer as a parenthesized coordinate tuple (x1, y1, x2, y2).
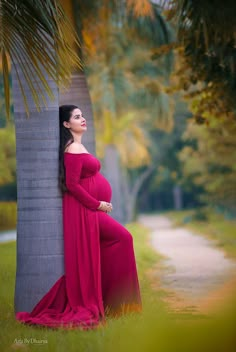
(15, 152, 142, 329)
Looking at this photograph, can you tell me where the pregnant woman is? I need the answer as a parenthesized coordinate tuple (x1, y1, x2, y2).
(15, 105, 142, 330)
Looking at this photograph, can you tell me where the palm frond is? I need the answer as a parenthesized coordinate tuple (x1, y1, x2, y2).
(163, 0, 236, 94)
(126, 0, 153, 17)
(0, 0, 81, 117)
(125, 1, 175, 46)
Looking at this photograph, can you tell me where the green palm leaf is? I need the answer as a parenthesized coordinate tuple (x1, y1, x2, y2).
(0, 0, 81, 118)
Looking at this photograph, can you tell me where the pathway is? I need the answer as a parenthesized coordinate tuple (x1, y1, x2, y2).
(138, 214, 236, 311)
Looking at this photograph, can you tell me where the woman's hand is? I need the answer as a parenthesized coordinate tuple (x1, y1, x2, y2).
(97, 201, 113, 213)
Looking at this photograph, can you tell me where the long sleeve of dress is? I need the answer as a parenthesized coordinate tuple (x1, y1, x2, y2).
(64, 156, 100, 210)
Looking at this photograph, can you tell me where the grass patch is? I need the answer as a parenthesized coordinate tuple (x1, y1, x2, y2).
(1, 221, 236, 352)
(0, 201, 17, 232)
(166, 208, 236, 259)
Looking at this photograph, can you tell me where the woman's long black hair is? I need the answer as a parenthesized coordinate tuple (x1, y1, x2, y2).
(58, 105, 78, 195)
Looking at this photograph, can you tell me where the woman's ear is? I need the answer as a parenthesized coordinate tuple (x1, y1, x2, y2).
(63, 121, 70, 129)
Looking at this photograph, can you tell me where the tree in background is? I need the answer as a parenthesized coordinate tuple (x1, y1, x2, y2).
(137, 102, 204, 214)
(153, 1, 236, 215)
(162, 0, 236, 123)
(83, 2, 175, 222)
(179, 116, 236, 215)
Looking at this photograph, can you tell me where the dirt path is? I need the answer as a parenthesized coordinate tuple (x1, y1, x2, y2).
(138, 214, 236, 312)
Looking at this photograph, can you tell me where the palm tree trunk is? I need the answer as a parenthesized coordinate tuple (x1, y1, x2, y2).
(59, 71, 96, 155)
(173, 184, 183, 210)
(124, 164, 156, 223)
(12, 63, 64, 313)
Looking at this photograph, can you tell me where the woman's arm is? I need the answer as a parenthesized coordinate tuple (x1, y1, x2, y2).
(64, 157, 101, 210)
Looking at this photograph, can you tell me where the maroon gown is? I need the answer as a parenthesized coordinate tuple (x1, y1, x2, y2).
(15, 152, 142, 329)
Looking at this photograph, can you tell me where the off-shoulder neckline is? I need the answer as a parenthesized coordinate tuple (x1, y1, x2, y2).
(64, 152, 91, 156)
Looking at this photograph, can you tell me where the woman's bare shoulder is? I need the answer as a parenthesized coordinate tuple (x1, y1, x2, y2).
(64, 142, 87, 154)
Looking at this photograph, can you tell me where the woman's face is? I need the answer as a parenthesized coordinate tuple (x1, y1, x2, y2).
(64, 108, 87, 133)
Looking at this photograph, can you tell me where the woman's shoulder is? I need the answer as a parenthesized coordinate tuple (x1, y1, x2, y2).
(64, 142, 88, 154)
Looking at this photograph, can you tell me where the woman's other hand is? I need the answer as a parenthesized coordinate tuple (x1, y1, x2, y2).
(97, 201, 113, 213)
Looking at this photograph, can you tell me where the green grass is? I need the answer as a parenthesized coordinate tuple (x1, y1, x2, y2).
(166, 208, 236, 259)
(1, 222, 236, 352)
(0, 201, 17, 232)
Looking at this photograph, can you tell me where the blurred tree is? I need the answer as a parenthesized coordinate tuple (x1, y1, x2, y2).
(159, 0, 236, 123)
(179, 116, 236, 213)
(83, 2, 175, 222)
(60, 0, 175, 155)
(151, 1, 236, 213)
(137, 107, 204, 213)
